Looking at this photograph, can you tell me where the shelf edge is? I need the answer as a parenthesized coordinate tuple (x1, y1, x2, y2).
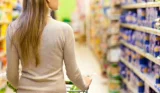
(120, 58, 159, 93)
(121, 23, 160, 36)
(122, 2, 160, 9)
(123, 79, 137, 93)
(121, 40, 160, 66)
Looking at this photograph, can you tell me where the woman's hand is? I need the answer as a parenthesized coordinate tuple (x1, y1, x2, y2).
(83, 76, 92, 89)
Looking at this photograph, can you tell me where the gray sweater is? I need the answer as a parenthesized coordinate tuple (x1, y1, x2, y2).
(6, 17, 87, 93)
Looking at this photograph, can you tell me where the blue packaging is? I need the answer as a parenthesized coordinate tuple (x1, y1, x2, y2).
(144, 40, 150, 53)
(133, 0, 137, 3)
(156, 7, 160, 17)
(132, 51, 137, 65)
(150, 34, 156, 55)
(152, 20, 156, 28)
(129, 50, 132, 62)
(139, 57, 149, 73)
(141, 32, 145, 49)
(141, 8, 146, 26)
(148, 61, 154, 74)
(132, 13, 137, 24)
(153, 41, 160, 57)
(138, 80, 145, 93)
(155, 74, 160, 85)
(126, 11, 133, 24)
(144, 33, 150, 52)
(139, 56, 145, 65)
(120, 15, 126, 23)
(128, 30, 133, 43)
(119, 62, 127, 78)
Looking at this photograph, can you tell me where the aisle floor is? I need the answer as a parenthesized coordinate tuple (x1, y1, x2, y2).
(6, 43, 108, 93)
(74, 43, 108, 93)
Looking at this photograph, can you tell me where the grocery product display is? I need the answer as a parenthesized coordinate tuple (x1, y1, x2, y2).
(120, 0, 160, 93)
(84, 0, 160, 92)
(89, 0, 109, 71)
(88, 0, 121, 75)
(107, 64, 122, 93)
(106, 1, 122, 93)
(87, 0, 122, 93)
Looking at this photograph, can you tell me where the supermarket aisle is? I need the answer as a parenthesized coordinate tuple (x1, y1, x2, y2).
(74, 43, 108, 93)
(6, 43, 108, 93)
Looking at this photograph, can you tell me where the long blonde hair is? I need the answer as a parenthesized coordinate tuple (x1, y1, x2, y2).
(12, 0, 49, 66)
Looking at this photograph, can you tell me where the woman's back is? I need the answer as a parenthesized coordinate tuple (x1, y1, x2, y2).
(7, 17, 88, 93)
(6, 1, 92, 93)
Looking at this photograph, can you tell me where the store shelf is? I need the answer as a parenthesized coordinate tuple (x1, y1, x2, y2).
(122, 3, 146, 9)
(147, 2, 160, 8)
(122, 2, 160, 9)
(108, 15, 120, 21)
(123, 79, 137, 93)
(107, 9, 120, 21)
(0, 37, 6, 42)
(120, 58, 160, 93)
(121, 23, 160, 36)
(107, 32, 120, 36)
(121, 40, 160, 66)
(108, 43, 120, 49)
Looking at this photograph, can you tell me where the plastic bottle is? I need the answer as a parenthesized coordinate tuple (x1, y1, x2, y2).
(139, 56, 149, 73)
(138, 80, 145, 93)
(132, 51, 137, 66)
(154, 65, 160, 87)
(153, 36, 160, 57)
(153, 41, 160, 57)
(150, 35, 155, 55)
(142, 10, 145, 26)
(126, 11, 133, 24)
(144, 39, 150, 53)
(155, 74, 160, 87)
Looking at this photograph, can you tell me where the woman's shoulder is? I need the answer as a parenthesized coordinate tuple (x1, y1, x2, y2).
(7, 20, 19, 36)
(8, 19, 19, 31)
(48, 18, 72, 31)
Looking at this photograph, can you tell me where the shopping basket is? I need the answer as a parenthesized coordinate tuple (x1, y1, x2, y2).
(66, 81, 88, 93)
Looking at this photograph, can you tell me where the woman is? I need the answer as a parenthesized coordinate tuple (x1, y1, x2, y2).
(6, 0, 92, 93)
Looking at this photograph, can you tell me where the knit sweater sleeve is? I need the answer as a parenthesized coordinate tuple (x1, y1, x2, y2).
(63, 24, 88, 91)
(6, 24, 19, 89)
